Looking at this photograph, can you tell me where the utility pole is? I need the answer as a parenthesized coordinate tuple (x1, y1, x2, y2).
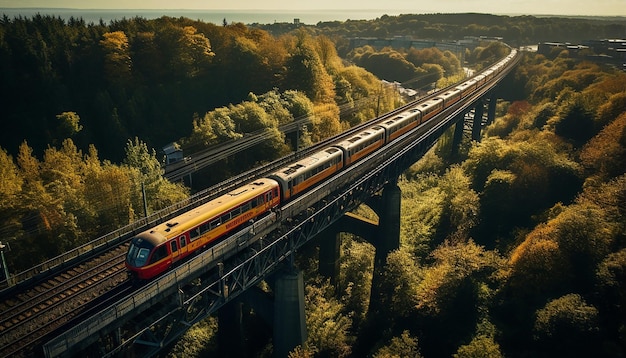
(0, 241, 11, 286)
(141, 182, 149, 218)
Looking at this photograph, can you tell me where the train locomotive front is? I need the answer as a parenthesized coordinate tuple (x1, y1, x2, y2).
(125, 179, 281, 280)
(126, 231, 170, 280)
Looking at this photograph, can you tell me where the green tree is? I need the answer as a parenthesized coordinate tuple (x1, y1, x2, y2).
(100, 31, 132, 84)
(83, 154, 136, 231)
(580, 112, 626, 179)
(304, 278, 354, 357)
(339, 236, 374, 324)
(533, 294, 600, 356)
(398, 175, 444, 256)
(168, 317, 218, 357)
(156, 24, 214, 79)
(548, 91, 596, 147)
(379, 249, 421, 318)
(180, 25, 215, 77)
(454, 335, 503, 358)
(55, 111, 83, 140)
(283, 32, 335, 103)
(416, 240, 502, 315)
(373, 330, 422, 358)
(413, 240, 504, 357)
(435, 165, 479, 242)
(189, 108, 243, 146)
(0, 147, 22, 211)
(123, 138, 188, 214)
(353, 49, 419, 84)
(311, 103, 342, 141)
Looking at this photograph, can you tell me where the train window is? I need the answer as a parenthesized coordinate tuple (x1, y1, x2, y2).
(171, 241, 178, 253)
(210, 219, 220, 229)
(231, 206, 241, 218)
(190, 227, 200, 239)
(180, 236, 186, 248)
(221, 213, 231, 223)
(200, 223, 209, 233)
(150, 245, 168, 264)
(127, 245, 150, 267)
(250, 198, 258, 208)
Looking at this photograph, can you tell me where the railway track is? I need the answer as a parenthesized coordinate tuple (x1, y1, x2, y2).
(0, 243, 130, 358)
(0, 83, 468, 358)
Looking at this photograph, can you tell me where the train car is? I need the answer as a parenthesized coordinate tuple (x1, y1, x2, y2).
(269, 147, 343, 201)
(474, 74, 487, 87)
(456, 79, 477, 98)
(482, 69, 495, 83)
(417, 98, 444, 123)
(334, 125, 386, 166)
(378, 108, 422, 143)
(125, 179, 280, 280)
(437, 88, 462, 108)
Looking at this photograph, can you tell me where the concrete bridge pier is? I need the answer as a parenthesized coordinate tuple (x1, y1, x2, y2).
(472, 99, 485, 141)
(451, 112, 466, 159)
(273, 268, 307, 357)
(369, 180, 401, 314)
(375, 181, 401, 265)
(218, 300, 246, 357)
(487, 93, 497, 126)
(318, 210, 378, 293)
(319, 229, 341, 291)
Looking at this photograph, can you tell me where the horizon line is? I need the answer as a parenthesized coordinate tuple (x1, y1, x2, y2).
(1, 8, 626, 17)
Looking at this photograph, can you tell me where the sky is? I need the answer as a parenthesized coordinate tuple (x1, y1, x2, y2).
(0, 0, 625, 17)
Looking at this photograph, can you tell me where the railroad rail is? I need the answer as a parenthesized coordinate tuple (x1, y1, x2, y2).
(0, 78, 443, 358)
(0, 244, 129, 357)
(0, 49, 520, 358)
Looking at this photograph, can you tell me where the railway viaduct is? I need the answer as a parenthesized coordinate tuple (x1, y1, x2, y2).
(0, 52, 518, 358)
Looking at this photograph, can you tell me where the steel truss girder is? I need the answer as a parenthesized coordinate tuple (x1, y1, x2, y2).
(119, 80, 487, 357)
(66, 64, 517, 358)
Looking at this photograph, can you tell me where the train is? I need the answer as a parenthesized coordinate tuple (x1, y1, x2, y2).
(125, 49, 518, 280)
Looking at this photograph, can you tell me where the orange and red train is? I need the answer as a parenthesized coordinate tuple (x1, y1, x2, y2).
(126, 49, 518, 280)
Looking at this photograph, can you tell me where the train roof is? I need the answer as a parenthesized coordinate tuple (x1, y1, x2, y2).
(138, 179, 278, 241)
(335, 125, 385, 147)
(270, 147, 342, 180)
(134, 230, 168, 247)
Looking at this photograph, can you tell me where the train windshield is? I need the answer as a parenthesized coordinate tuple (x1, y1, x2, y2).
(127, 238, 153, 267)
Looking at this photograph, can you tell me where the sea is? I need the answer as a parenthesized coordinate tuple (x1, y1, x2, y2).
(0, 8, 399, 25)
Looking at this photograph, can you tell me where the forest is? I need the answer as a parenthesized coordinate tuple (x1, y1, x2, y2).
(258, 13, 626, 50)
(0, 12, 625, 358)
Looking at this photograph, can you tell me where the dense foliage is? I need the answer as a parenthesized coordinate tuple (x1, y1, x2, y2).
(0, 15, 402, 271)
(0, 138, 189, 271)
(0, 15, 396, 163)
(168, 50, 626, 357)
(287, 52, 626, 357)
(259, 13, 626, 50)
(2, 11, 625, 358)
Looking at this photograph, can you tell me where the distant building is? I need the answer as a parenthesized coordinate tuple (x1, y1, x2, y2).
(585, 38, 626, 53)
(162, 142, 183, 165)
(348, 36, 470, 53)
(537, 42, 567, 55)
(539, 39, 625, 69)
